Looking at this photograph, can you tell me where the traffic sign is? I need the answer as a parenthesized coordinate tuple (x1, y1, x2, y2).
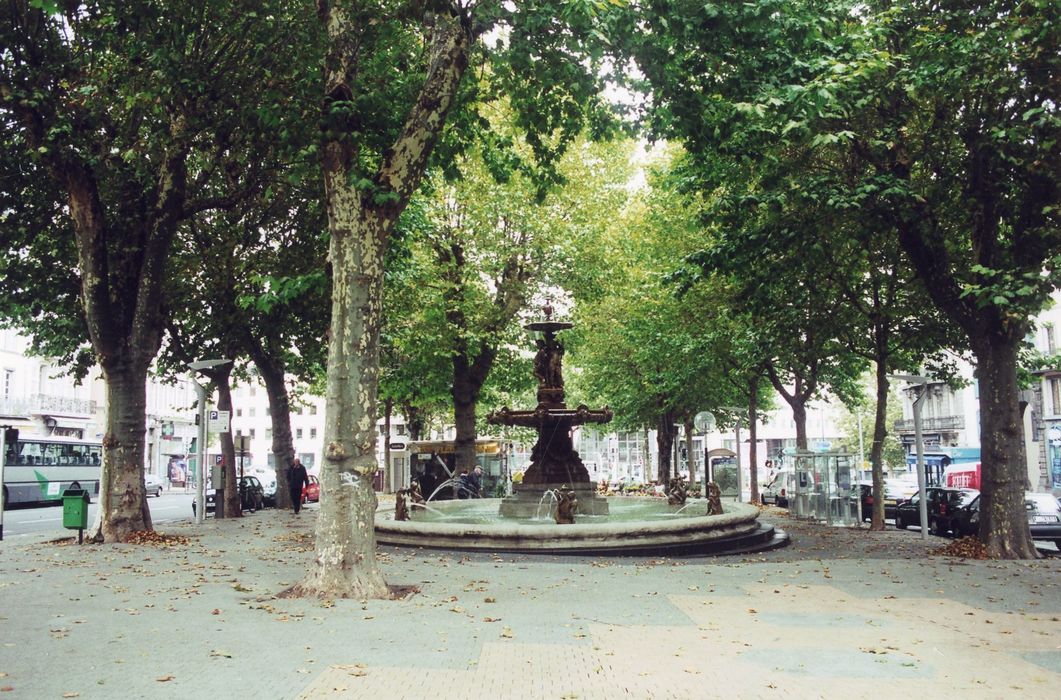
(208, 410, 230, 434)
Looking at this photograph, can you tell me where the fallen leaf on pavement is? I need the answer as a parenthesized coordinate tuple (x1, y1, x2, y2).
(156, 675, 175, 682)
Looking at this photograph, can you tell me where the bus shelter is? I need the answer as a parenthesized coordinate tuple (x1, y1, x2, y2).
(788, 450, 860, 526)
(405, 439, 509, 499)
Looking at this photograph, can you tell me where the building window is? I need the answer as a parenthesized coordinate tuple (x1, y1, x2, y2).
(265, 428, 272, 440)
(249, 429, 256, 439)
(296, 407, 303, 415)
(310, 428, 317, 439)
(1046, 323, 1056, 354)
(266, 407, 271, 416)
(3, 368, 13, 401)
(249, 386, 256, 397)
(249, 408, 256, 417)
(296, 428, 303, 439)
(1050, 377, 1061, 416)
(310, 404, 318, 415)
(236, 408, 242, 417)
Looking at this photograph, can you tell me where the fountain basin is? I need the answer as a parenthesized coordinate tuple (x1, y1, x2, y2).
(376, 498, 788, 556)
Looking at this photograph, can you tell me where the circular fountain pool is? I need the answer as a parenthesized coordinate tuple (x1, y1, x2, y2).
(376, 498, 788, 557)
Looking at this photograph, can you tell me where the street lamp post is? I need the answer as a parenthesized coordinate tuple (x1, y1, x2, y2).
(893, 374, 936, 541)
(187, 359, 231, 525)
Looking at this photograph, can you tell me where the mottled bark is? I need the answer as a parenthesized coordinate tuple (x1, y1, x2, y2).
(91, 362, 153, 542)
(298, 197, 389, 597)
(296, 5, 470, 598)
(71, 157, 177, 542)
(975, 339, 1037, 558)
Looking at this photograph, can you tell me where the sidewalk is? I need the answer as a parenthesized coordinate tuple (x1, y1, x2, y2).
(0, 506, 1057, 699)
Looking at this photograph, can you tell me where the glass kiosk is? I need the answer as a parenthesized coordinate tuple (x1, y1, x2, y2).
(789, 450, 860, 526)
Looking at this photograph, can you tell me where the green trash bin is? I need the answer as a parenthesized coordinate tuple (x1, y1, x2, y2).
(62, 481, 90, 543)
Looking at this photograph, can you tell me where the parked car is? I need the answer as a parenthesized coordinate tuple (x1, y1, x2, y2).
(302, 474, 320, 503)
(929, 488, 979, 536)
(261, 475, 278, 507)
(1025, 492, 1061, 547)
(144, 473, 164, 498)
(895, 486, 950, 530)
(193, 475, 265, 516)
(949, 491, 1061, 546)
(881, 481, 907, 520)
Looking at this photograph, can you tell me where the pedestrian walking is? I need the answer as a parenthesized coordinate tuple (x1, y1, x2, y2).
(288, 458, 309, 514)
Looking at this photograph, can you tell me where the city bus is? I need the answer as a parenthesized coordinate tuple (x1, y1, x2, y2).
(2, 435, 102, 507)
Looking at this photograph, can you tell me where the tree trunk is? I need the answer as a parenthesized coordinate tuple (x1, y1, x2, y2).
(295, 4, 470, 598)
(90, 362, 153, 542)
(869, 363, 890, 530)
(256, 358, 295, 511)
(656, 410, 676, 484)
(453, 374, 480, 476)
(213, 370, 239, 519)
(296, 203, 390, 598)
(684, 417, 695, 485)
(403, 404, 425, 441)
(791, 400, 808, 451)
(975, 338, 1038, 558)
(748, 381, 759, 505)
(767, 367, 811, 451)
(641, 425, 651, 480)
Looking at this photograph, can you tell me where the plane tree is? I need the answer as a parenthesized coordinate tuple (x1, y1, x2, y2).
(622, 0, 1059, 556)
(303, 0, 625, 599)
(0, 0, 310, 541)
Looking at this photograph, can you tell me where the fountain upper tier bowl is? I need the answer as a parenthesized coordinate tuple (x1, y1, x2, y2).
(525, 320, 573, 333)
(487, 404, 612, 428)
(376, 498, 788, 557)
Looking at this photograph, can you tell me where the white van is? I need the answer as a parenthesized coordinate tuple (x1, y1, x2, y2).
(761, 470, 796, 507)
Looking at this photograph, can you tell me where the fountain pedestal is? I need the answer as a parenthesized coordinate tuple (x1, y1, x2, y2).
(488, 318, 612, 518)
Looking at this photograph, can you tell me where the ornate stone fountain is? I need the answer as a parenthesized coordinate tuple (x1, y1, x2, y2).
(373, 304, 789, 556)
(487, 308, 612, 517)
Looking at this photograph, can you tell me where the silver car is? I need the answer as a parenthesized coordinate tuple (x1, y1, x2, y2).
(144, 473, 164, 497)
